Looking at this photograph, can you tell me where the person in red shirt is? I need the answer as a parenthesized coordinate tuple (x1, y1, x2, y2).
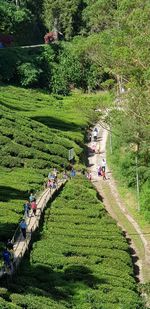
(102, 169, 106, 180)
(31, 200, 37, 216)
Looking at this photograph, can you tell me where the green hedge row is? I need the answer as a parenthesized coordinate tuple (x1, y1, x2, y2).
(2, 177, 143, 308)
(25, 177, 143, 308)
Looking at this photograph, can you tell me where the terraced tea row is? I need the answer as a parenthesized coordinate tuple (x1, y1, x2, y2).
(0, 86, 109, 255)
(3, 177, 143, 309)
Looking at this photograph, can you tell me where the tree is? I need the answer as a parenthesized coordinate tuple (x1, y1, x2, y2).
(83, 0, 117, 33)
(43, 0, 85, 39)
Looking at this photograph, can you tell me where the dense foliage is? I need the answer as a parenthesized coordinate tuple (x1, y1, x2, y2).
(0, 177, 144, 308)
(0, 43, 108, 94)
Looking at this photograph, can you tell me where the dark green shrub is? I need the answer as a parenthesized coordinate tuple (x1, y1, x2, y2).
(17, 62, 42, 87)
(25, 159, 51, 169)
(0, 156, 23, 168)
(0, 134, 11, 146)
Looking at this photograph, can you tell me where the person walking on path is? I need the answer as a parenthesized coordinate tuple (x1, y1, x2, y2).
(98, 165, 102, 176)
(53, 168, 58, 179)
(2, 248, 11, 266)
(87, 132, 92, 142)
(87, 171, 92, 181)
(29, 192, 36, 203)
(93, 130, 98, 141)
(24, 201, 30, 217)
(2, 248, 13, 272)
(91, 142, 96, 153)
(102, 158, 106, 172)
(70, 168, 76, 178)
(47, 179, 52, 188)
(20, 219, 27, 239)
(31, 200, 37, 216)
(102, 169, 107, 180)
(94, 127, 98, 133)
(6, 239, 14, 251)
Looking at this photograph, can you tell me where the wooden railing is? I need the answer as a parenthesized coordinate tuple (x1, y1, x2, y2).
(0, 179, 66, 277)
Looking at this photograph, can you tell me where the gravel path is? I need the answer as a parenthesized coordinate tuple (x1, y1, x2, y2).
(88, 122, 150, 283)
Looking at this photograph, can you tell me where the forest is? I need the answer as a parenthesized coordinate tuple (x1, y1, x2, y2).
(0, 0, 150, 308)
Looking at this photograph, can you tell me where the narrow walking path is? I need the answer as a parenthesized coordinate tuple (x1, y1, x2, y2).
(0, 179, 66, 278)
(88, 123, 150, 283)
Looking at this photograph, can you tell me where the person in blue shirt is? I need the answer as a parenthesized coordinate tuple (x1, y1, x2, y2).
(20, 219, 27, 239)
(24, 201, 30, 217)
(2, 248, 11, 267)
(70, 168, 76, 177)
(29, 192, 35, 203)
(48, 172, 51, 179)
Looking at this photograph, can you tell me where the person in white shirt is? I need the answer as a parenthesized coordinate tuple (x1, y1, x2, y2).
(102, 158, 106, 172)
(93, 130, 98, 141)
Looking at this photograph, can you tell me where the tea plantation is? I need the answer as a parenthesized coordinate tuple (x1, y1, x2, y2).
(0, 177, 144, 308)
(0, 86, 144, 308)
(0, 86, 109, 244)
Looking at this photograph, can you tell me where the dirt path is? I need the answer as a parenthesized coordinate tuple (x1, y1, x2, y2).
(88, 123, 150, 283)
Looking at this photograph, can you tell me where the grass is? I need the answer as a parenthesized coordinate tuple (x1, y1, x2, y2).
(100, 181, 145, 260)
(106, 134, 150, 283)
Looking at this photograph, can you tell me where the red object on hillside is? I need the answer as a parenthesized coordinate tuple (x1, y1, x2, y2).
(0, 33, 13, 47)
(44, 31, 56, 44)
(44, 31, 63, 44)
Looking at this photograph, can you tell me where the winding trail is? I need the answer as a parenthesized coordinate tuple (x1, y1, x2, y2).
(88, 123, 150, 283)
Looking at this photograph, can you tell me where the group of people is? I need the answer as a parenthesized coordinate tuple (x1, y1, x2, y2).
(88, 127, 98, 144)
(90, 127, 101, 154)
(20, 192, 37, 239)
(87, 158, 107, 181)
(1, 167, 77, 275)
(88, 124, 107, 181)
(23, 193, 37, 218)
(2, 130, 106, 274)
(46, 168, 58, 189)
(2, 191, 38, 273)
(87, 126, 106, 180)
(45, 167, 76, 189)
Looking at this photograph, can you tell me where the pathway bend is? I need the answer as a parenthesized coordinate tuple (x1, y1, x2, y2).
(88, 123, 150, 283)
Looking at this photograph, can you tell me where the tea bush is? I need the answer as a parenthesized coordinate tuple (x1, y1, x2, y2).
(0, 87, 141, 308)
(0, 86, 109, 251)
(6, 176, 142, 309)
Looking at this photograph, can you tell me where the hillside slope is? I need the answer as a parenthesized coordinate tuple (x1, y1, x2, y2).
(0, 86, 109, 244)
